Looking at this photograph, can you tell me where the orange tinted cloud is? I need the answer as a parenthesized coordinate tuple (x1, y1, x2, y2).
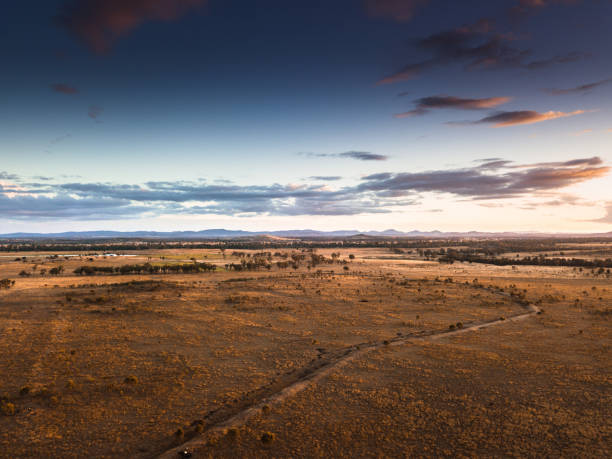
(359, 156, 609, 199)
(511, 166, 609, 190)
(475, 110, 585, 127)
(394, 95, 511, 118)
(58, 0, 208, 53)
(572, 129, 593, 136)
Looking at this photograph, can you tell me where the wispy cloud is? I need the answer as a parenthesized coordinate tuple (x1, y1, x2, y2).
(524, 51, 589, 70)
(476, 160, 514, 170)
(51, 83, 79, 95)
(44, 134, 72, 153)
(309, 176, 343, 181)
(302, 151, 389, 161)
(57, 0, 208, 54)
(571, 129, 593, 136)
(364, 0, 430, 22)
(339, 151, 388, 161)
(593, 202, 612, 224)
(509, 0, 586, 19)
(394, 95, 511, 118)
(0, 172, 19, 181)
(377, 19, 588, 84)
(523, 157, 603, 168)
(88, 105, 103, 121)
(477, 156, 602, 170)
(544, 78, 612, 95)
(517, 0, 580, 6)
(452, 109, 585, 127)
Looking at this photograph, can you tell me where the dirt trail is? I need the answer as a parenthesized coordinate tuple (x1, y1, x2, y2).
(158, 296, 540, 458)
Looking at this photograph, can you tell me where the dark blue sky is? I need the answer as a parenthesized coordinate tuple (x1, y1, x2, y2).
(1, 0, 611, 232)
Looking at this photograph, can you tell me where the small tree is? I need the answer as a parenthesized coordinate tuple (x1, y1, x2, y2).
(49, 265, 64, 276)
(0, 279, 15, 290)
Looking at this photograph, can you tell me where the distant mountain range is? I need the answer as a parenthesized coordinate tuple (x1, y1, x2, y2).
(1, 229, 611, 239)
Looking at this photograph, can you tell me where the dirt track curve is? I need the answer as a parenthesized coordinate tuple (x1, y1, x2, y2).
(158, 291, 541, 459)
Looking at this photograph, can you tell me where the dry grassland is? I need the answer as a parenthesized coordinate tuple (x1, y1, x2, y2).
(0, 248, 609, 457)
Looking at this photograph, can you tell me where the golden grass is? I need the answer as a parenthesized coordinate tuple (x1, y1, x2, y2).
(0, 247, 609, 457)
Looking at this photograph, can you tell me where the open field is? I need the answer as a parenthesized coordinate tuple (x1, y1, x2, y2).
(0, 243, 610, 458)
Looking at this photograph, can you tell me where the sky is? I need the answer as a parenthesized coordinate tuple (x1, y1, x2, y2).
(1, 0, 611, 233)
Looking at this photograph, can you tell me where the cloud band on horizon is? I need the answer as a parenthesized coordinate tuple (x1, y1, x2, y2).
(0, 156, 607, 220)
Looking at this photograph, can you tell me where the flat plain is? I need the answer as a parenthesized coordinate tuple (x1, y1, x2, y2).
(0, 243, 610, 458)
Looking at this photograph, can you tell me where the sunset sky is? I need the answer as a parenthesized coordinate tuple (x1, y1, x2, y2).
(1, 0, 611, 233)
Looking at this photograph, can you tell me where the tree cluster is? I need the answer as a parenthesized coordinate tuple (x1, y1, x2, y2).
(73, 262, 217, 276)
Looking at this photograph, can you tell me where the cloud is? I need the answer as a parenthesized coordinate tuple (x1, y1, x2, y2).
(377, 19, 588, 84)
(518, 0, 549, 6)
(534, 194, 595, 208)
(0, 193, 148, 219)
(51, 83, 79, 95)
(45, 134, 72, 153)
(88, 105, 103, 120)
(509, 0, 585, 19)
(572, 129, 593, 136)
(339, 151, 388, 161)
(358, 156, 609, 199)
(477, 160, 514, 170)
(1, 157, 606, 220)
(309, 176, 343, 181)
(377, 19, 503, 84)
(1, 180, 400, 218)
(475, 157, 504, 162)
(525, 52, 590, 70)
(0, 172, 19, 181)
(457, 109, 585, 127)
(364, 0, 430, 22)
(544, 78, 612, 95)
(302, 151, 389, 161)
(377, 19, 523, 84)
(524, 157, 603, 168)
(519, 0, 575, 6)
(505, 164, 607, 191)
(593, 202, 612, 224)
(57, 0, 208, 54)
(394, 95, 511, 118)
